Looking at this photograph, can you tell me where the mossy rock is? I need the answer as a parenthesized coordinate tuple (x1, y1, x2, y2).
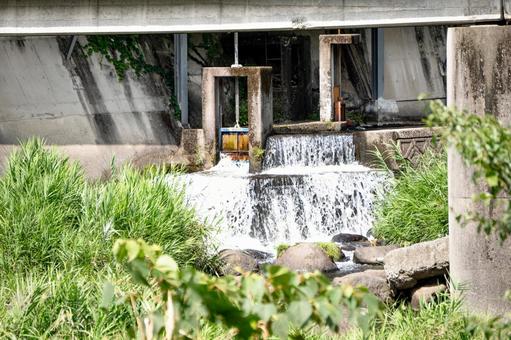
(276, 242, 343, 261)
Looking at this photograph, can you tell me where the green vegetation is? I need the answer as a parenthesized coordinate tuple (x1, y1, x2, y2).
(276, 242, 342, 261)
(276, 243, 291, 257)
(372, 143, 448, 245)
(252, 146, 265, 162)
(0, 139, 214, 337)
(316, 242, 343, 261)
(426, 100, 511, 241)
(108, 239, 382, 339)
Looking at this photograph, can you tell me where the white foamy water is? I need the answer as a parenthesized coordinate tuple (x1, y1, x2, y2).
(174, 134, 389, 253)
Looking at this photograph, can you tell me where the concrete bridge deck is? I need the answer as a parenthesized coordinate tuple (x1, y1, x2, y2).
(0, 0, 510, 36)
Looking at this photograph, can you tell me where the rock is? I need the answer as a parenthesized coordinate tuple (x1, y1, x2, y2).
(275, 243, 338, 273)
(333, 270, 393, 303)
(218, 249, 258, 275)
(331, 233, 368, 243)
(411, 283, 447, 310)
(353, 245, 400, 265)
(384, 236, 449, 290)
(243, 249, 272, 262)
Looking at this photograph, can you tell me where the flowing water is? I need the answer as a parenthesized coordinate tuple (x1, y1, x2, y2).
(177, 134, 389, 255)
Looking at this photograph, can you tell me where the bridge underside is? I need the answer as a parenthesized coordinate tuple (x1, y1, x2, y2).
(0, 0, 510, 35)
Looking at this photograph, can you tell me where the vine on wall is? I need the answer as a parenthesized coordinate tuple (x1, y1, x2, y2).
(83, 35, 181, 119)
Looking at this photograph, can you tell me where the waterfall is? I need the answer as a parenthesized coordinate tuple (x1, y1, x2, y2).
(263, 134, 355, 169)
(176, 133, 388, 253)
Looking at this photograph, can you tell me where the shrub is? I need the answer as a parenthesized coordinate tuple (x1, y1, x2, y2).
(372, 143, 448, 245)
(316, 242, 343, 261)
(0, 139, 214, 274)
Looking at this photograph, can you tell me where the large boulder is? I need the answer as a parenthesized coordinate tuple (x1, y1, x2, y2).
(275, 243, 338, 273)
(384, 236, 449, 290)
(353, 245, 400, 265)
(218, 249, 258, 275)
(411, 283, 447, 310)
(333, 270, 393, 303)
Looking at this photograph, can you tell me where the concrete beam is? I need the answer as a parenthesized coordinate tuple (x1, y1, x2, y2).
(0, 0, 504, 36)
(173, 33, 189, 127)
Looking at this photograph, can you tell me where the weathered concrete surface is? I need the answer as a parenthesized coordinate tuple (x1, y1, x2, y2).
(353, 127, 439, 168)
(0, 36, 178, 145)
(319, 34, 360, 122)
(272, 121, 346, 134)
(202, 67, 272, 172)
(384, 237, 449, 290)
(447, 26, 511, 315)
(0, 0, 505, 35)
(0, 144, 179, 179)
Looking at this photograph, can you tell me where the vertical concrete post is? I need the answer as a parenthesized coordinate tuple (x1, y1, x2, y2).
(201, 69, 217, 168)
(371, 28, 384, 99)
(448, 26, 511, 315)
(174, 33, 189, 127)
(319, 34, 360, 122)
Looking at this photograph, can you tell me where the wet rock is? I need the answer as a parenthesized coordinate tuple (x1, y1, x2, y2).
(353, 245, 400, 265)
(384, 237, 449, 290)
(218, 249, 258, 275)
(333, 270, 393, 303)
(331, 233, 368, 243)
(411, 283, 447, 310)
(275, 243, 338, 273)
(332, 233, 371, 251)
(243, 249, 273, 263)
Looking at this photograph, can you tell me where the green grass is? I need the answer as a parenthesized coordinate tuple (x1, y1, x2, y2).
(0, 139, 215, 337)
(372, 143, 448, 245)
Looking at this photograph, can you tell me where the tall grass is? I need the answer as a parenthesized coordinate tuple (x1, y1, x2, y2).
(0, 139, 214, 337)
(372, 143, 448, 245)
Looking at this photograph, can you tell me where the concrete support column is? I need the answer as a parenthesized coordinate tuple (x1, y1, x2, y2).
(371, 28, 384, 99)
(174, 33, 188, 127)
(448, 26, 511, 315)
(319, 34, 360, 122)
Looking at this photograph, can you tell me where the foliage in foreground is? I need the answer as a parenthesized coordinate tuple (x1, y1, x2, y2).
(372, 142, 448, 245)
(106, 239, 383, 339)
(426, 100, 511, 241)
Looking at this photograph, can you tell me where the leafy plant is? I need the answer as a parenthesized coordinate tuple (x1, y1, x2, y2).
(106, 239, 383, 339)
(426, 100, 511, 241)
(276, 244, 290, 258)
(372, 141, 448, 245)
(252, 147, 265, 162)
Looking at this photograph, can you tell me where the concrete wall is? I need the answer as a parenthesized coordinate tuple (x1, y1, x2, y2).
(0, 0, 504, 35)
(0, 36, 178, 145)
(448, 26, 511, 315)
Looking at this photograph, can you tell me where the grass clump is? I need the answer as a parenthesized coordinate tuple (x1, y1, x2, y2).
(0, 138, 214, 337)
(372, 143, 448, 245)
(316, 242, 343, 261)
(276, 243, 290, 257)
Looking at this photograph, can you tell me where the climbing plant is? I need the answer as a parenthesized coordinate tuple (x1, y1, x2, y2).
(426, 100, 511, 241)
(84, 35, 181, 119)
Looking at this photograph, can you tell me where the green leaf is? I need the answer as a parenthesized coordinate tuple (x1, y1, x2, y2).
(100, 282, 115, 309)
(487, 175, 499, 187)
(154, 255, 178, 274)
(287, 300, 312, 327)
(252, 303, 277, 322)
(125, 239, 141, 262)
(271, 314, 289, 340)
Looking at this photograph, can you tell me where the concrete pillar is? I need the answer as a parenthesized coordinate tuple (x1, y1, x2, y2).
(201, 67, 272, 172)
(174, 33, 189, 127)
(448, 26, 511, 315)
(319, 34, 360, 122)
